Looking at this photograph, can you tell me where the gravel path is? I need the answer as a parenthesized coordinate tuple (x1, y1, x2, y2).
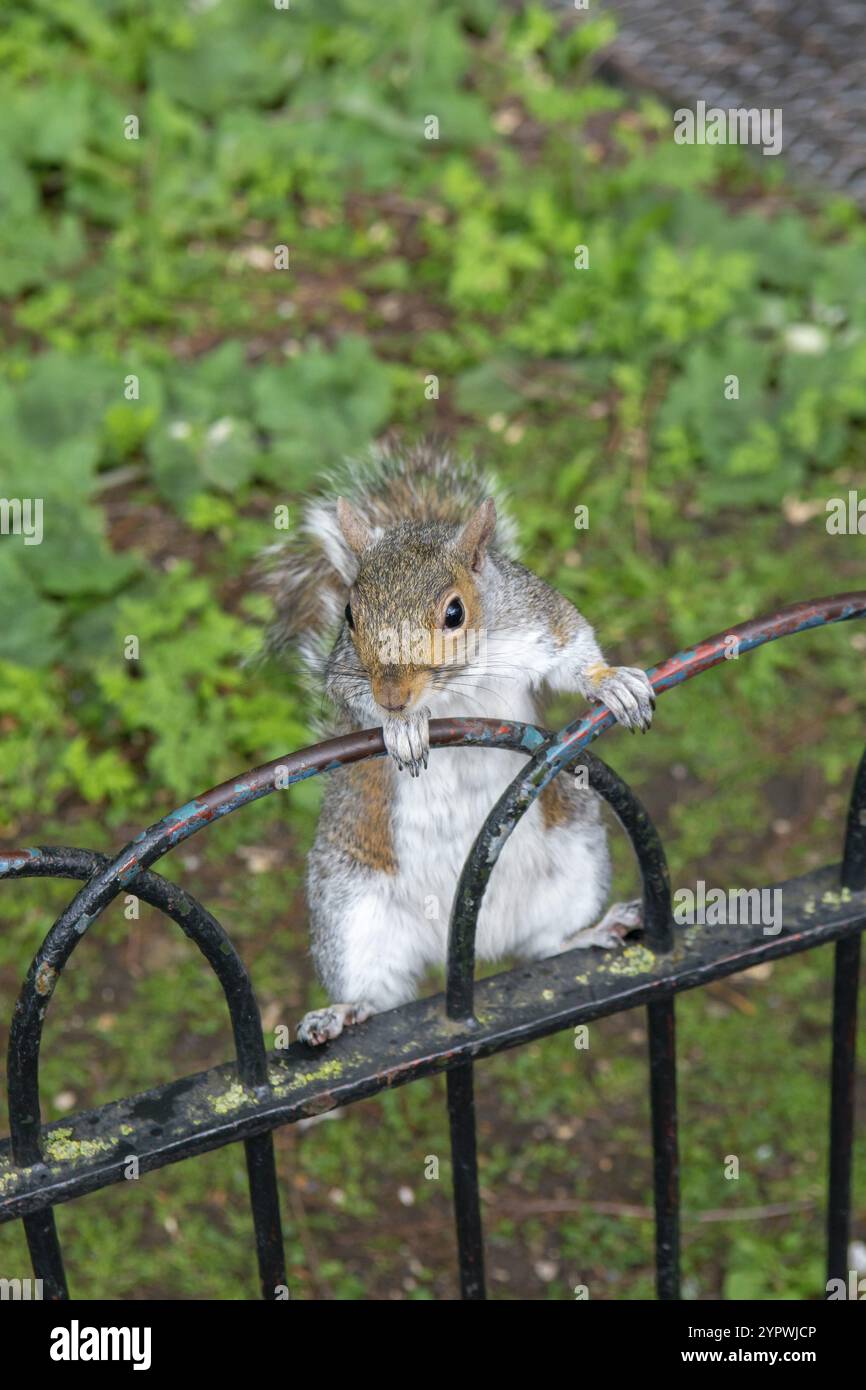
(558, 1, 866, 205)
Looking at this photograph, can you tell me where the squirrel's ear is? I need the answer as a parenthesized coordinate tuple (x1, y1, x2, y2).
(456, 498, 496, 572)
(336, 497, 373, 558)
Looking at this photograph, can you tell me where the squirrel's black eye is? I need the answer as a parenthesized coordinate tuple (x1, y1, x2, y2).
(344, 602, 354, 631)
(444, 598, 465, 630)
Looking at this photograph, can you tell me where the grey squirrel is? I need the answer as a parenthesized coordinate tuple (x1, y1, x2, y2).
(266, 443, 655, 1046)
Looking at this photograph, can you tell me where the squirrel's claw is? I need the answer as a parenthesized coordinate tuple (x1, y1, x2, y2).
(594, 667, 655, 733)
(383, 706, 431, 776)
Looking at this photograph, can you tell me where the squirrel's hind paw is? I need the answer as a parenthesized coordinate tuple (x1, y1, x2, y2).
(594, 666, 655, 733)
(564, 898, 642, 950)
(297, 1001, 374, 1047)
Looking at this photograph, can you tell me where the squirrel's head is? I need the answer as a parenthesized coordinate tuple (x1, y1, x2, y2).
(336, 496, 496, 714)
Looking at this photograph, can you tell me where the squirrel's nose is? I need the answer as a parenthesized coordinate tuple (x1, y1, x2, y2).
(380, 690, 408, 712)
(375, 678, 410, 712)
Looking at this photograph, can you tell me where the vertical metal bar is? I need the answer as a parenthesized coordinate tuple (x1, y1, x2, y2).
(23, 1208, 68, 1300)
(827, 934, 861, 1286)
(841, 746, 866, 893)
(827, 747, 866, 1284)
(579, 752, 673, 952)
(647, 997, 680, 1299)
(243, 1133, 287, 1300)
(447, 1061, 486, 1300)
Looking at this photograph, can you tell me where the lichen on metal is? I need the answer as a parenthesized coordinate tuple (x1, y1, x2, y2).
(601, 944, 658, 978)
(34, 963, 57, 998)
(44, 1128, 114, 1165)
(208, 1082, 255, 1116)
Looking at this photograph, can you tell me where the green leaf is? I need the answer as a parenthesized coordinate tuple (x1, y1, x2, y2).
(12, 354, 119, 451)
(17, 507, 138, 598)
(0, 548, 62, 665)
(455, 358, 527, 418)
(253, 336, 393, 480)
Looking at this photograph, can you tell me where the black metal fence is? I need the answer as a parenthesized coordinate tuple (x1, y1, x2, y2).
(1, 592, 864, 1300)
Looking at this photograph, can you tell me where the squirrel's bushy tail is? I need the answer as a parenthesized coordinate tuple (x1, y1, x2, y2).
(261, 439, 518, 674)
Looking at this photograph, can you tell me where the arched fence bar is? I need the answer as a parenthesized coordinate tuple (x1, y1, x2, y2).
(1, 592, 865, 1300)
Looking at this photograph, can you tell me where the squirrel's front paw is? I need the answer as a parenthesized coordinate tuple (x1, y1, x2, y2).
(383, 706, 431, 776)
(591, 666, 655, 733)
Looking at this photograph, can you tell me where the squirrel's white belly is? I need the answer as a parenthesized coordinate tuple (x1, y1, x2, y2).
(388, 686, 610, 969)
(309, 683, 612, 1014)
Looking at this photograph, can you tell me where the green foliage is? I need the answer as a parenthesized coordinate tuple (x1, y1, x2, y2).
(0, 0, 864, 1300)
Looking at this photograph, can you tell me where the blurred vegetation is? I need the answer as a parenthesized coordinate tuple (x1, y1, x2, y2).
(0, 0, 863, 1299)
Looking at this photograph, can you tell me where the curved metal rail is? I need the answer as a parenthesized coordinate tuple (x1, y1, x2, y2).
(2, 590, 865, 1301)
(446, 592, 866, 1021)
(2, 848, 282, 1301)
